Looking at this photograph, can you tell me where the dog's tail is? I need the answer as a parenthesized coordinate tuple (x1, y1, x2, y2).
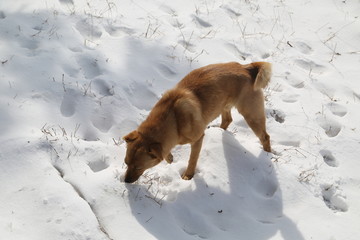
(246, 62, 272, 91)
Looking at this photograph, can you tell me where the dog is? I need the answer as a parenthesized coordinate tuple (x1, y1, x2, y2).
(123, 62, 272, 183)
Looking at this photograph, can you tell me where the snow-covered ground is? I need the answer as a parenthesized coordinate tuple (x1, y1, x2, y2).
(1, 0, 359, 239)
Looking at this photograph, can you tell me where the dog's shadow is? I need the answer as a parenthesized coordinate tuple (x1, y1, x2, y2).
(126, 129, 304, 240)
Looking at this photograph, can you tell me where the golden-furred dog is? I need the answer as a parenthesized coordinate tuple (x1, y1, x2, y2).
(123, 62, 272, 183)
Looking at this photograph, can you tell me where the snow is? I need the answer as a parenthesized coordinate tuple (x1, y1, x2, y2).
(1, 0, 359, 239)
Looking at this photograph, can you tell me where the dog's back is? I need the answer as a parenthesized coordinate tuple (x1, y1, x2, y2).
(176, 62, 271, 124)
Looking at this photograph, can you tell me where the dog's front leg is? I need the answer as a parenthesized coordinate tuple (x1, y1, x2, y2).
(182, 134, 204, 180)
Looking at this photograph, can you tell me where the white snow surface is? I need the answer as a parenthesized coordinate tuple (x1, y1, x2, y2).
(1, 0, 360, 239)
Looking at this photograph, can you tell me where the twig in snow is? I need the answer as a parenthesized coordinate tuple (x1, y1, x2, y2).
(62, 74, 66, 92)
(145, 216, 153, 223)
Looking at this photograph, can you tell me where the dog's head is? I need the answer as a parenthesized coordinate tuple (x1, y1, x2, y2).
(123, 130, 163, 183)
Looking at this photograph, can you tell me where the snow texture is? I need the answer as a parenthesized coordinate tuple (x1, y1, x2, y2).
(1, 0, 360, 240)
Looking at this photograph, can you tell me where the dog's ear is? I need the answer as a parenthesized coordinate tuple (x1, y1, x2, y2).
(148, 143, 163, 160)
(123, 130, 138, 143)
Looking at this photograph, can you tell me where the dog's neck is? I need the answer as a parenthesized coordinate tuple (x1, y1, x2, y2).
(138, 108, 179, 160)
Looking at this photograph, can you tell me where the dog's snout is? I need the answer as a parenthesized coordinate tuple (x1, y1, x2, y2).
(124, 176, 136, 183)
(124, 168, 140, 183)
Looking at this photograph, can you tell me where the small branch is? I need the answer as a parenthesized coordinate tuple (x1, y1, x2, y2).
(145, 216, 153, 223)
(145, 194, 163, 207)
(62, 74, 66, 92)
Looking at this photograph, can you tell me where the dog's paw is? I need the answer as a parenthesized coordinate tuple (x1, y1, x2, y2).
(181, 172, 194, 180)
(165, 153, 173, 164)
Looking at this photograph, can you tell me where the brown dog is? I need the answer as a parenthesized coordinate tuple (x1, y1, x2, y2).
(123, 62, 272, 183)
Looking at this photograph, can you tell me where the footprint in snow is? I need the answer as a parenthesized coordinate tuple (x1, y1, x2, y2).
(0, 11, 6, 19)
(60, 89, 79, 117)
(281, 93, 299, 103)
(225, 43, 250, 60)
(192, 15, 212, 28)
(171, 204, 212, 239)
(76, 55, 102, 79)
(325, 102, 347, 117)
(156, 63, 177, 78)
(103, 24, 135, 37)
(88, 158, 109, 173)
(20, 39, 39, 50)
(59, 0, 74, 4)
(319, 150, 338, 167)
(178, 39, 196, 53)
(321, 183, 348, 212)
(254, 176, 279, 198)
(316, 116, 341, 138)
(92, 79, 114, 97)
(294, 58, 326, 74)
(125, 82, 158, 111)
(91, 107, 114, 133)
(283, 72, 305, 89)
(293, 41, 313, 55)
(75, 19, 102, 40)
(268, 109, 285, 123)
(278, 140, 300, 148)
(62, 63, 80, 78)
(160, 4, 177, 16)
(221, 5, 242, 18)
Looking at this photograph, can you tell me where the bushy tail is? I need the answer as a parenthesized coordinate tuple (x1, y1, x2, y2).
(246, 62, 272, 91)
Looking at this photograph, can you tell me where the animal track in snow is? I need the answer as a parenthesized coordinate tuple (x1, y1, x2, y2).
(0, 11, 6, 19)
(354, 91, 360, 101)
(319, 150, 338, 167)
(221, 5, 241, 17)
(178, 40, 196, 53)
(295, 58, 325, 74)
(62, 63, 80, 78)
(76, 55, 102, 79)
(321, 183, 348, 212)
(261, 53, 271, 59)
(284, 72, 305, 89)
(326, 102, 347, 117)
(192, 15, 212, 28)
(75, 19, 102, 39)
(92, 79, 114, 97)
(281, 93, 299, 103)
(88, 158, 109, 173)
(91, 105, 114, 133)
(278, 140, 300, 147)
(225, 43, 250, 60)
(156, 63, 177, 78)
(293, 41, 313, 55)
(104, 24, 135, 37)
(59, 0, 74, 4)
(317, 116, 341, 137)
(60, 89, 79, 117)
(125, 82, 158, 111)
(172, 204, 211, 239)
(268, 109, 285, 123)
(254, 176, 279, 198)
(20, 39, 39, 50)
(160, 4, 177, 15)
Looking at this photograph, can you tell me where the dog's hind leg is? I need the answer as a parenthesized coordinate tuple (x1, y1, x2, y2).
(182, 134, 205, 180)
(237, 91, 271, 152)
(220, 109, 233, 130)
(242, 114, 271, 152)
